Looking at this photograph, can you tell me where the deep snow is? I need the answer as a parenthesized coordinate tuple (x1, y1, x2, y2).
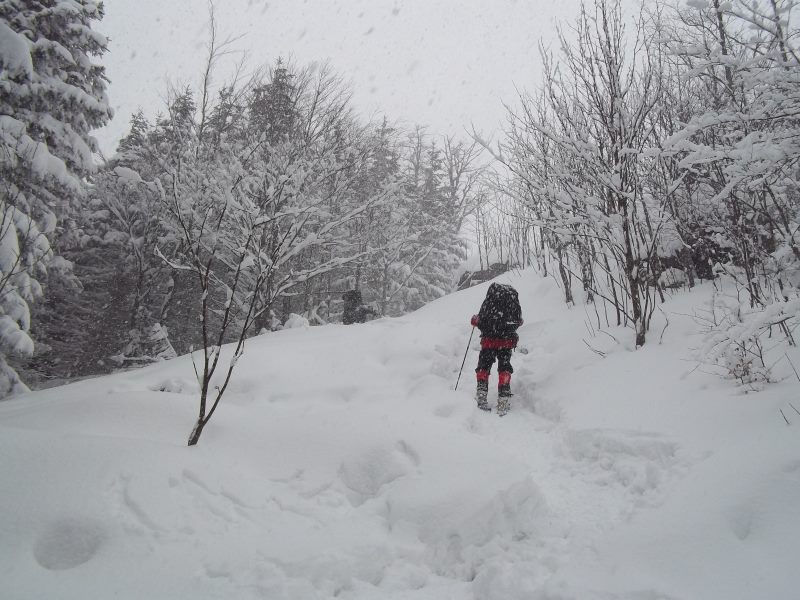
(1, 270, 799, 599)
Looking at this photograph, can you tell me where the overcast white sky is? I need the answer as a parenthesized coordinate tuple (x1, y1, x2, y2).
(96, 0, 587, 156)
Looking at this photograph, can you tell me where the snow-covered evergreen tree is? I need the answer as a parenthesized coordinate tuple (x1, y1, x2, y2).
(357, 129, 476, 317)
(0, 0, 112, 394)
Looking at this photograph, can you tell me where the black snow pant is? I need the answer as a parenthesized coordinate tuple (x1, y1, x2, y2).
(475, 348, 513, 375)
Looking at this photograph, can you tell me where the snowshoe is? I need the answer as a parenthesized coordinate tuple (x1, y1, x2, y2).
(497, 386, 512, 417)
(476, 381, 490, 411)
(496, 397, 511, 417)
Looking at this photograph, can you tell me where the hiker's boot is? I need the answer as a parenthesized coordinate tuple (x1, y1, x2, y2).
(497, 371, 512, 416)
(476, 371, 490, 411)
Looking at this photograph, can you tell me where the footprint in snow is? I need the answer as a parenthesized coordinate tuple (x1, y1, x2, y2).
(33, 517, 107, 570)
(338, 440, 421, 505)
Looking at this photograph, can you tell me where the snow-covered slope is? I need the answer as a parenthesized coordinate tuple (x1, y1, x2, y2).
(1, 270, 798, 599)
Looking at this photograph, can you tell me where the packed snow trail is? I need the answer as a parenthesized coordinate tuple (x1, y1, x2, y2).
(1, 270, 798, 599)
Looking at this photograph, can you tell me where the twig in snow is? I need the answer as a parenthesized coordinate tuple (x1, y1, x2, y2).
(790, 403, 800, 417)
(583, 339, 606, 358)
(584, 318, 596, 338)
(599, 329, 618, 344)
(785, 353, 800, 383)
(780, 408, 791, 426)
(659, 307, 670, 345)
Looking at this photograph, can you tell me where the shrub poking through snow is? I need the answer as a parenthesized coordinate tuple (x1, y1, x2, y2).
(695, 287, 800, 388)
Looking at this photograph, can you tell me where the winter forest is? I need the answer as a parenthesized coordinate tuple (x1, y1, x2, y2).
(5, 0, 800, 411)
(2, 0, 800, 598)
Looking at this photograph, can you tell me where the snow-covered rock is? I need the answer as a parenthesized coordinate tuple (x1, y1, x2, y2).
(283, 313, 310, 329)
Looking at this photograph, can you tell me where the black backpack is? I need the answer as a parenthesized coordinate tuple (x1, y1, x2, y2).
(477, 283, 521, 337)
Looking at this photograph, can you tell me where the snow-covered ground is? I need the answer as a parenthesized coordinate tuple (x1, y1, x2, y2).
(1, 270, 798, 599)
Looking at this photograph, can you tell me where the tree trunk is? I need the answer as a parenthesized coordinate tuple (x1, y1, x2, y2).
(188, 373, 210, 446)
(579, 239, 594, 303)
(187, 417, 205, 446)
(556, 245, 573, 305)
(623, 210, 645, 347)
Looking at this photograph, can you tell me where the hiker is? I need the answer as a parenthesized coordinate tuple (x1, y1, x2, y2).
(470, 283, 523, 416)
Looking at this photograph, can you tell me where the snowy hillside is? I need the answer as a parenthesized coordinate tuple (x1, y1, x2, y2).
(1, 270, 798, 599)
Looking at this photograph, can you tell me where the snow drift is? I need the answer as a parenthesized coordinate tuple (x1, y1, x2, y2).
(1, 269, 798, 599)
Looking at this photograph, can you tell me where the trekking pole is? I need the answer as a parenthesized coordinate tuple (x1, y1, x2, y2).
(454, 326, 475, 391)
